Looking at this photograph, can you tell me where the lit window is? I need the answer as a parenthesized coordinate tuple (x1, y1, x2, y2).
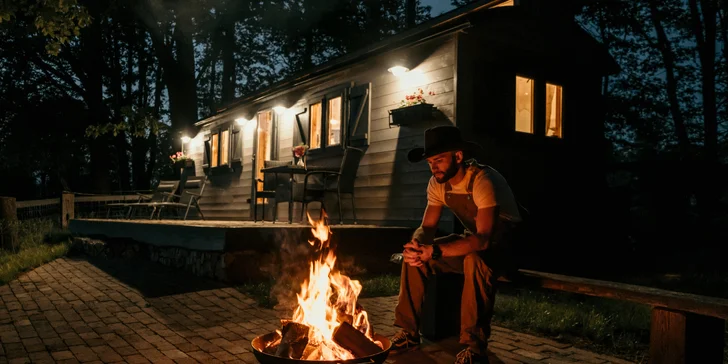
(515, 76, 534, 134)
(211, 133, 219, 167)
(310, 102, 322, 149)
(327, 96, 342, 145)
(546, 83, 563, 138)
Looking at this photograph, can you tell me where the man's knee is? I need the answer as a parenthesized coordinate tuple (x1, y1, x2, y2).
(463, 252, 493, 277)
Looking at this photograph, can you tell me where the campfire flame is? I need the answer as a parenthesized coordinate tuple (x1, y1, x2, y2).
(287, 211, 377, 360)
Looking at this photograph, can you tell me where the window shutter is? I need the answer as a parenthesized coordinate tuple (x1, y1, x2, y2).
(347, 83, 370, 147)
(293, 106, 309, 147)
(232, 125, 243, 164)
(203, 134, 211, 169)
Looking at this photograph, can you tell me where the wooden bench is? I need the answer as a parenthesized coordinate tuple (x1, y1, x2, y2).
(421, 269, 728, 364)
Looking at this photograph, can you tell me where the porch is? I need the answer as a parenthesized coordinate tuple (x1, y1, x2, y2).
(68, 218, 414, 283)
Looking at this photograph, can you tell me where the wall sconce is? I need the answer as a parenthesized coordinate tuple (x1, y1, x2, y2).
(388, 66, 410, 77)
(181, 136, 191, 143)
(273, 106, 287, 114)
(235, 117, 247, 125)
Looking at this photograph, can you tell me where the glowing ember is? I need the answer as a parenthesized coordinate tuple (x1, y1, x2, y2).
(286, 211, 380, 360)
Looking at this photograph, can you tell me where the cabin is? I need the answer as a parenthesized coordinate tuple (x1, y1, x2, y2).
(183, 0, 619, 272)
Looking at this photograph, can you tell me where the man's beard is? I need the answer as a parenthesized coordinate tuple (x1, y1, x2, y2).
(434, 156, 459, 183)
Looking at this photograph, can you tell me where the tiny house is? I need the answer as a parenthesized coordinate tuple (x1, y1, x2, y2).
(186, 0, 618, 253)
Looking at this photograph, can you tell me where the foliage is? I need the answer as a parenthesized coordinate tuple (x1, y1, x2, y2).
(169, 151, 190, 163)
(292, 143, 309, 158)
(0, 219, 70, 285)
(399, 88, 434, 107)
(0, 0, 91, 55)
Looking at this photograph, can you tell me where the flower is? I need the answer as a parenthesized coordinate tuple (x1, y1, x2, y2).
(292, 144, 309, 158)
(170, 151, 190, 163)
(400, 88, 435, 108)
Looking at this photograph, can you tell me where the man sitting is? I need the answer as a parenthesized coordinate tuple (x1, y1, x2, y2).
(390, 126, 522, 364)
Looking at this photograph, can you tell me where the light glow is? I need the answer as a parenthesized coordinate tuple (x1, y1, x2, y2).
(181, 136, 191, 143)
(387, 66, 409, 76)
(235, 117, 247, 125)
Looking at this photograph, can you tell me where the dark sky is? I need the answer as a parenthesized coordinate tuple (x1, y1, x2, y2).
(422, 0, 455, 16)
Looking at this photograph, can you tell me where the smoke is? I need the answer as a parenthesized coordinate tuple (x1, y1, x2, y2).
(269, 227, 317, 312)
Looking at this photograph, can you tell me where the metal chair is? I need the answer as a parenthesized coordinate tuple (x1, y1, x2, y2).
(140, 176, 207, 220)
(251, 160, 291, 222)
(296, 147, 364, 224)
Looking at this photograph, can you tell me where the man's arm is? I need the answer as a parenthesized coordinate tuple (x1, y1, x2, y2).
(411, 204, 443, 245)
(409, 206, 498, 262)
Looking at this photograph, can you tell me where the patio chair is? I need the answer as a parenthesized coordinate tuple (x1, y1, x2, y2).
(145, 176, 207, 220)
(249, 160, 292, 222)
(296, 147, 364, 224)
(105, 180, 180, 219)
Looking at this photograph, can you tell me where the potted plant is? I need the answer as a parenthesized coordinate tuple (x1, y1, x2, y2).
(170, 151, 194, 175)
(292, 143, 309, 168)
(389, 88, 435, 126)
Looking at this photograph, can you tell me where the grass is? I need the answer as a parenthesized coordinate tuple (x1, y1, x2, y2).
(0, 219, 71, 285)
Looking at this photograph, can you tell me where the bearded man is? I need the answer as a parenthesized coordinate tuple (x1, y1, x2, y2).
(390, 125, 522, 364)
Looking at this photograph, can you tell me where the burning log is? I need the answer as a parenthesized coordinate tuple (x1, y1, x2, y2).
(275, 320, 310, 359)
(332, 321, 382, 358)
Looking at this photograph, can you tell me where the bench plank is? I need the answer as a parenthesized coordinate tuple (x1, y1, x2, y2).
(499, 269, 728, 320)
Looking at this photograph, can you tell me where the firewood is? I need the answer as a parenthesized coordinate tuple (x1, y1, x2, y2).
(275, 321, 310, 359)
(332, 321, 381, 358)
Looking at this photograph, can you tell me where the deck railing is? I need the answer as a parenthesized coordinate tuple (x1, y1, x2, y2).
(11, 192, 143, 227)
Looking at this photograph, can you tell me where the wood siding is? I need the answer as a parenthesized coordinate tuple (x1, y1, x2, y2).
(190, 35, 459, 229)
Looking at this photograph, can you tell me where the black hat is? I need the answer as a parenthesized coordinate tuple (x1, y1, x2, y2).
(407, 125, 482, 163)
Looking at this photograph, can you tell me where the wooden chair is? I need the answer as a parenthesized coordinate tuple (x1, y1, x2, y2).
(105, 180, 180, 219)
(296, 147, 364, 224)
(142, 176, 207, 220)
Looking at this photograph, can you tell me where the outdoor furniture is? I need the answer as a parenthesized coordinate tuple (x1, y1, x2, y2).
(296, 147, 364, 224)
(137, 176, 207, 220)
(105, 180, 180, 219)
(250, 160, 292, 222)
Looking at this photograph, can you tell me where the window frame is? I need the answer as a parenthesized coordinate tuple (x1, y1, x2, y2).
(204, 122, 235, 171)
(306, 85, 347, 157)
(544, 81, 564, 139)
(513, 75, 565, 139)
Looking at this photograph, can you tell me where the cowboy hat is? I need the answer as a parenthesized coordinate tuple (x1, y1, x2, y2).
(407, 125, 483, 163)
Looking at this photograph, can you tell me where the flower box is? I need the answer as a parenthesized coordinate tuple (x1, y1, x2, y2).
(388, 103, 434, 126)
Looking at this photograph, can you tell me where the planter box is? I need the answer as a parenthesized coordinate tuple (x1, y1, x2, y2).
(388, 103, 434, 126)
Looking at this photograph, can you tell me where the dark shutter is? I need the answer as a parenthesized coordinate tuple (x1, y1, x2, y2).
(292, 106, 309, 147)
(203, 134, 212, 169)
(232, 125, 242, 164)
(347, 83, 370, 147)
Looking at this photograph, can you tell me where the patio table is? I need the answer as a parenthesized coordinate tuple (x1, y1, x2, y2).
(260, 164, 336, 223)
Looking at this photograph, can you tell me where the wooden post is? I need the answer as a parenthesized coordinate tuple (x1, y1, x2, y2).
(61, 192, 74, 229)
(649, 307, 725, 364)
(0, 197, 19, 252)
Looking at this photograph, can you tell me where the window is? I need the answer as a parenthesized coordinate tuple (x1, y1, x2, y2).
(255, 110, 275, 192)
(310, 102, 322, 149)
(294, 83, 370, 152)
(207, 129, 230, 168)
(515, 76, 534, 134)
(546, 82, 563, 138)
(327, 96, 342, 146)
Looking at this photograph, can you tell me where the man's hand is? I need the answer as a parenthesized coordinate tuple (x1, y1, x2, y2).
(402, 240, 434, 267)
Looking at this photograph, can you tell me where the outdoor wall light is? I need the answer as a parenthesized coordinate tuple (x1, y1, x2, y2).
(181, 136, 191, 143)
(388, 66, 410, 76)
(273, 106, 287, 114)
(235, 117, 248, 125)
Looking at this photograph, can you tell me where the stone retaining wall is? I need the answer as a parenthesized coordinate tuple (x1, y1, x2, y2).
(70, 237, 229, 281)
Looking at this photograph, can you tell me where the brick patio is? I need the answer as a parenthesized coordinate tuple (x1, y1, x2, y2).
(0, 258, 636, 364)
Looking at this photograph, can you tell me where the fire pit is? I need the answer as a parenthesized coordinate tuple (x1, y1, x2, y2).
(251, 332, 391, 364)
(250, 212, 391, 363)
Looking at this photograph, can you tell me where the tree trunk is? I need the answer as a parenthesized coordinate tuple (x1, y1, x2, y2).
(221, 20, 236, 103)
(146, 62, 163, 182)
(171, 11, 198, 147)
(405, 0, 416, 28)
(83, 1, 111, 193)
(0, 197, 18, 252)
(133, 29, 150, 191)
(647, 0, 691, 157)
(688, 0, 719, 220)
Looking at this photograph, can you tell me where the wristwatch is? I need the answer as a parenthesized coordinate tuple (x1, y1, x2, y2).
(431, 244, 442, 260)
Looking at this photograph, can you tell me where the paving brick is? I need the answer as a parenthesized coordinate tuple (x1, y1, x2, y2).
(122, 355, 150, 364)
(51, 351, 75, 361)
(68, 345, 99, 362)
(90, 345, 123, 362)
(210, 350, 238, 361)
